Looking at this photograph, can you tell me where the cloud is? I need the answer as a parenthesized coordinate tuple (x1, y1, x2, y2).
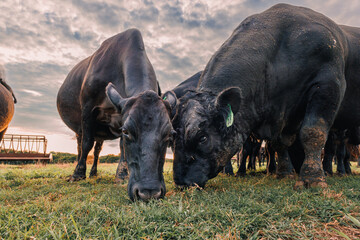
(5, 61, 69, 135)
(71, 0, 128, 30)
(1, 0, 360, 154)
(21, 89, 43, 97)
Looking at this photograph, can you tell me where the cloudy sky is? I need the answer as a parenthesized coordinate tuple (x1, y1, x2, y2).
(1, 0, 359, 155)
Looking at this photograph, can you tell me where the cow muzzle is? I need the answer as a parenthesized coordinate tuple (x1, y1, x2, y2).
(131, 180, 165, 201)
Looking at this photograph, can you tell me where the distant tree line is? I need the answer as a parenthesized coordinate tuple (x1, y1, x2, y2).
(0, 151, 172, 165)
(50, 152, 120, 164)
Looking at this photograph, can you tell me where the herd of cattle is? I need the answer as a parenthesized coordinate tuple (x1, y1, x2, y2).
(1, 4, 360, 201)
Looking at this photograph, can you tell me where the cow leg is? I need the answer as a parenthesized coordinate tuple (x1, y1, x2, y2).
(288, 136, 305, 174)
(266, 143, 276, 174)
(115, 137, 128, 182)
(236, 151, 248, 177)
(236, 151, 241, 168)
(295, 76, 343, 189)
(268, 153, 277, 174)
(90, 140, 103, 177)
(75, 134, 81, 162)
(223, 160, 234, 175)
(295, 125, 328, 188)
(272, 139, 295, 178)
(323, 131, 335, 176)
(247, 145, 254, 170)
(249, 154, 256, 170)
(253, 143, 261, 169)
(258, 156, 261, 167)
(69, 110, 95, 182)
(276, 148, 295, 178)
(247, 154, 252, 170)
(343, 150, 352, 175)
(259, 152, 263, 167)
(250, 153, 255, 170)
(336, 142, 346, 176)
(346, 127, 359, 172)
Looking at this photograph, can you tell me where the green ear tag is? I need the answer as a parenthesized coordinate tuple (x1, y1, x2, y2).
(163, 96, 167, 100)
(226, 104, 234, 127)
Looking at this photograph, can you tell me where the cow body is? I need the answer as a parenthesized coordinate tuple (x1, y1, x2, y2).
(57, 29, 173, 201)
(171, 71, 202, 98)
(0, 64, 16, 141)
(172, 4, 360, 188)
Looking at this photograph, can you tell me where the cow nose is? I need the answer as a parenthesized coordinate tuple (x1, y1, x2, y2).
(132, 182, 165, 201)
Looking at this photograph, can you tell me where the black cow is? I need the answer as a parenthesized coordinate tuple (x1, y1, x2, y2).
(0, 64, 16, 141)
(57, 29, 173, 201)
(163, 71, 235, 176)
(171, 4, 360, 189)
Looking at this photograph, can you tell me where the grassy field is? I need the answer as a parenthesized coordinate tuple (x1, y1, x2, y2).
(0, 162, 359, 239)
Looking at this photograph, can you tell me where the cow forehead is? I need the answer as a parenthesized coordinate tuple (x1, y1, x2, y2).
(125, 95, 171, 129)
(183, 99, 204, 120)
(181, 100, 208, 139)
(173, 91, 215, 133)
(139, 90, 161, 103)
(132, 96, 167, 115)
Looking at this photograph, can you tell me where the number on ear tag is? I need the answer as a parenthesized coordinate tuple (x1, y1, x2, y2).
(226, 104, 234, 127)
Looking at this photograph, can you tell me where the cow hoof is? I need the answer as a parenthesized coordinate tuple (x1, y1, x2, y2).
(309, 181, 328, 188)
(294, 180, 328, 190)
(89, 171, 97, 178)
(276, 173, 296, 179)
(115, 171, 129, 181)
(294, 181, 305, 190)
(235, 172, 246, 177)
(67, 175, 86, 182)
(115, 177, 127, 184)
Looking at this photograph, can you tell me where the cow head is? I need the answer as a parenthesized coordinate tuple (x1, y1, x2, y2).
(106, 83, 173, 201)
(171, 87, 247, 188)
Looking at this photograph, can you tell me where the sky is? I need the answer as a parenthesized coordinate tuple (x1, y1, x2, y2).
(1, 0, 360, 155)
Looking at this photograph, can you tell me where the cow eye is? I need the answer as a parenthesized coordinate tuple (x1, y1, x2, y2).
(121, 128, 131, 139)
(199, 135, 207, 144)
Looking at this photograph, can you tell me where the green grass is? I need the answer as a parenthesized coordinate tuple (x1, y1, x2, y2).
(0, 162, 359, 239)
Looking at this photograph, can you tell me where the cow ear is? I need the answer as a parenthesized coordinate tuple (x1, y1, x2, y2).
(106, 83, 127, 112)
(215, 87, 242, 128)
(162, 90, 177, 119)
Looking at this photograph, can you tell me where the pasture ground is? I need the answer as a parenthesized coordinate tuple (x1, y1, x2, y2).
(0, 162, 359, 239)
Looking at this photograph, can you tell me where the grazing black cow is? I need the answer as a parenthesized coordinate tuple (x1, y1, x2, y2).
(171, 4, 360, 189)
(57, 29, 173, 201)
(163, 71, 235, 176)
(0, 64, 16, 141)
